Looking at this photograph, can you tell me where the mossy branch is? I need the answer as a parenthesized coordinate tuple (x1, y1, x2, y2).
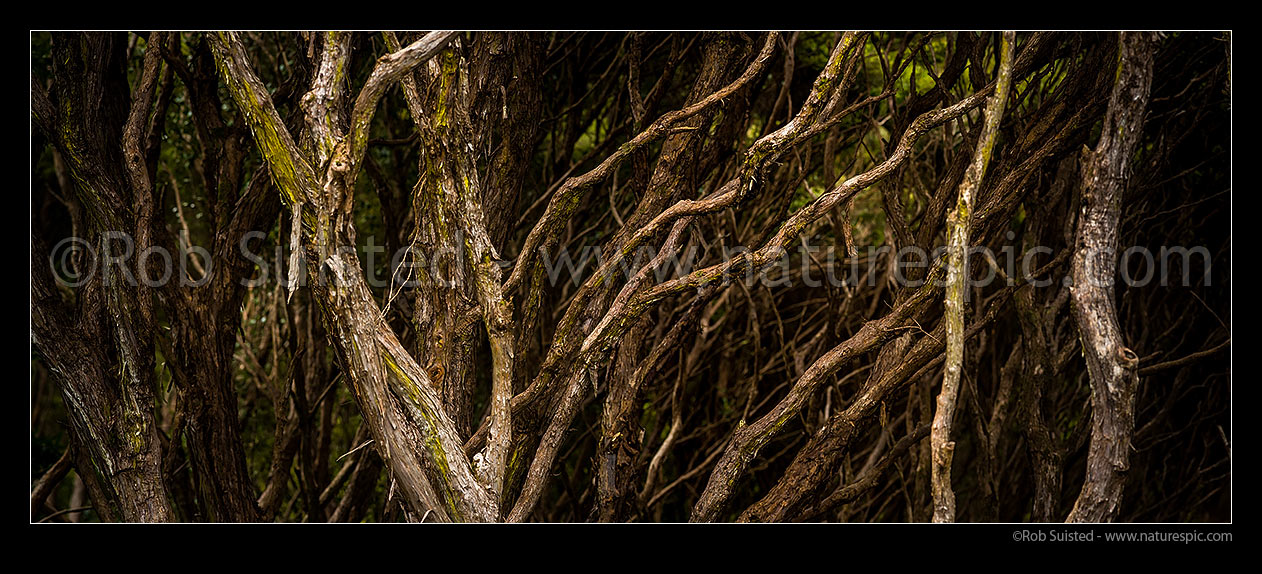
(208, 31, 319, 209)
(931, 30, 1015, 524)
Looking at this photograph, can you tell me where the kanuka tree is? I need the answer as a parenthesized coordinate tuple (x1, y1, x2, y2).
(31, 31, 1230, 523)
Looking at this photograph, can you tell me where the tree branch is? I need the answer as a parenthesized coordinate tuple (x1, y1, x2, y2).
(931, 30, 1015, 524)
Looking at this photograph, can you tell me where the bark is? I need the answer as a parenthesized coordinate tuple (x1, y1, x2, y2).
(386, 33, 522, 505)
(596, 32, 753, 523)
(470, 33, 546, 251)
(1015, 287, 1065, 522)
(210, 31, 500, 522)
(32, 32, 173, 522)
(1066, 31, 1157, 523)
(931, 30, 1015, 523)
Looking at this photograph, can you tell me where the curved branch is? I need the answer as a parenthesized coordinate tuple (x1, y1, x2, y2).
(802, 423, 931, 521)
(505, 32, 782, 294)
(343, 31, 458, 182)
(30, 448, 73, 519)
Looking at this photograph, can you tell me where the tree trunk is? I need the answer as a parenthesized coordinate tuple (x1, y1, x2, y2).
(1066, 31, 1157, 523)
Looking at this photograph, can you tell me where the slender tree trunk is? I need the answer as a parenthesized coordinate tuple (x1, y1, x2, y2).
(931, 30, 1015, 523)
(1066, 31, 1157, 523)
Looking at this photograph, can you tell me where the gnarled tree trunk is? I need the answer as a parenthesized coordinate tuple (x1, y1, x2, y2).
(1066, 31, 1157, 523)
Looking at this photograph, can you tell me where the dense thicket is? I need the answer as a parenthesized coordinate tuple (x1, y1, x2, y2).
(31, 31, 1230, 522)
